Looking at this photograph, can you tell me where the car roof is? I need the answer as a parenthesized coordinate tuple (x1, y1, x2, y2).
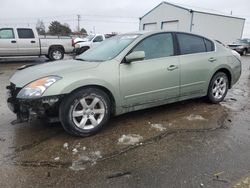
(124, 30, 214, 41)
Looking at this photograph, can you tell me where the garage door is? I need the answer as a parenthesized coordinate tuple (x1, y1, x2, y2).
(143, 23, 157, 31)
(161, 21, 179, 31)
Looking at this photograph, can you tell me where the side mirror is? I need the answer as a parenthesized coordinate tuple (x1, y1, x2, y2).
(125, 51, 145, 63)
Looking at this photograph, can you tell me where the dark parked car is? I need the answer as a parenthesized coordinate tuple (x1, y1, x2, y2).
(228, 39, 250, 56)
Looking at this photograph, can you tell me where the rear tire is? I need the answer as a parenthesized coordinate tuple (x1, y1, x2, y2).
(48, 47, 64, 61)
(207, 72, 229, 104)
(59, 88, 111, 137)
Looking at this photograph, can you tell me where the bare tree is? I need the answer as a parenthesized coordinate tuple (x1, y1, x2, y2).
(36, 19, 46, 35)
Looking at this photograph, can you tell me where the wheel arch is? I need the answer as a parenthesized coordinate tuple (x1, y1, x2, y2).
(48, 45, 65, 54)
(67, 84, 116, 115)
(212, 68, 232, 89)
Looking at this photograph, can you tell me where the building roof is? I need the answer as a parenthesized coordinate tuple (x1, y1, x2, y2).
(140, 1, 245, 20)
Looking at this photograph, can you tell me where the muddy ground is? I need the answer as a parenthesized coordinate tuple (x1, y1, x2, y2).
(0, 56, 249, 188)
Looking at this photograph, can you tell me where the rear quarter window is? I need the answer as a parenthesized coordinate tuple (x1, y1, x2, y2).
(204, 39, 215, 52)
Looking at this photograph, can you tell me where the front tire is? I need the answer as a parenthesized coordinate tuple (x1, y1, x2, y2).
(59, 88, 111, 137)
(207, 72, 229, 103)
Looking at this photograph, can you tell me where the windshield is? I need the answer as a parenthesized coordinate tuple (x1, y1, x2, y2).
(77, 34, 140, 62)
(85, 35, 95, 41)
(235, 39, 249, 44)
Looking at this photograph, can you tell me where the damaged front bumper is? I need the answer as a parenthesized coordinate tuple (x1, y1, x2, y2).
(6, 83, 64, 123)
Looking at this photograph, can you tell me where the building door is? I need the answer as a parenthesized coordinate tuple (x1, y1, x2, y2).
(143, 23, 157, 31)
(161, 21, 179, 31)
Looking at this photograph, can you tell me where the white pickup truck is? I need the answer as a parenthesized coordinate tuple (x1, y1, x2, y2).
(73, 34, 106, 55)
(0, 27, 74, 60)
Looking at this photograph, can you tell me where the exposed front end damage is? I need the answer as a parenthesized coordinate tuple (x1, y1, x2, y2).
(6, 83, 64, 124)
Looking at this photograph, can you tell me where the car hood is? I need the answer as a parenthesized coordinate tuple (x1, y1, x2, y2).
(228, 43, 246, 47)
(78, 41, 91, 47)
(10, 59, 100, 87)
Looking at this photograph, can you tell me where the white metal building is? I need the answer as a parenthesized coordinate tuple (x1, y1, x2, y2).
(139, 2, 245, 44)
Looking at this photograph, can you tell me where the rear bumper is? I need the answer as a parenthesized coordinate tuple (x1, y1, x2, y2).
(231, 59, 242, 86)
(6, 83, 64, 122)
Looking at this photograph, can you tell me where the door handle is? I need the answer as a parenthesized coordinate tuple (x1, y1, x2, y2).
(11, 40, 16, 43)
(208, 57, 217, 62)
(31, 41, 36, 43)
(167, 65, 178, 71)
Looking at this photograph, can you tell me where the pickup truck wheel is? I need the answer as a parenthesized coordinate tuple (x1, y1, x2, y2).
(49, 48, 64, 61)
(59, 88, 111, 137)
(207, 72, 229, 104)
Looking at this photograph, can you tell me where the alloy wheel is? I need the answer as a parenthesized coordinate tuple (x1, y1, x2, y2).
(212, 76, 227, 100)
(52, 50, 62, 60)
(71, 95, 105, 130)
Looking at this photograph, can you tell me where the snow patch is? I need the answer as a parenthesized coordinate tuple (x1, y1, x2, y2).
(151, 124, 166, 131)
(75, 143, 81, 148)
(118, 134, 143, 145)
(72, 148, 78, 155)
(63, 143, 69, 149)
(54, 157, 60, 161)
(70, 151, 102, 171)
(186, 114, 207, 121)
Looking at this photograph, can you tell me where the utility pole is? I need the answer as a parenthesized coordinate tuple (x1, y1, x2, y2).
(77, 14, 81, 32)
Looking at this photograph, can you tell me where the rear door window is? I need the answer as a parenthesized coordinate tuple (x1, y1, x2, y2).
(17, 28, 35, 39)
(177, 33, 206, 55)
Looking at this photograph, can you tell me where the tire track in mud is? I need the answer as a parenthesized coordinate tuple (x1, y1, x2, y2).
(6, 112, 230, 169)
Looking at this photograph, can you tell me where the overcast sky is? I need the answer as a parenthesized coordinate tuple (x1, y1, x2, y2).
(0, 0, 250, 37)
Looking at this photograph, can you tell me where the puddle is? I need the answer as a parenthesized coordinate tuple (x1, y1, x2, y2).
(118, 134, 143, 145)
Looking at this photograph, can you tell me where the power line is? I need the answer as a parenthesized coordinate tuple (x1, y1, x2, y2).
(0, 14, 139, 21)
(0, 18, 139, 25)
